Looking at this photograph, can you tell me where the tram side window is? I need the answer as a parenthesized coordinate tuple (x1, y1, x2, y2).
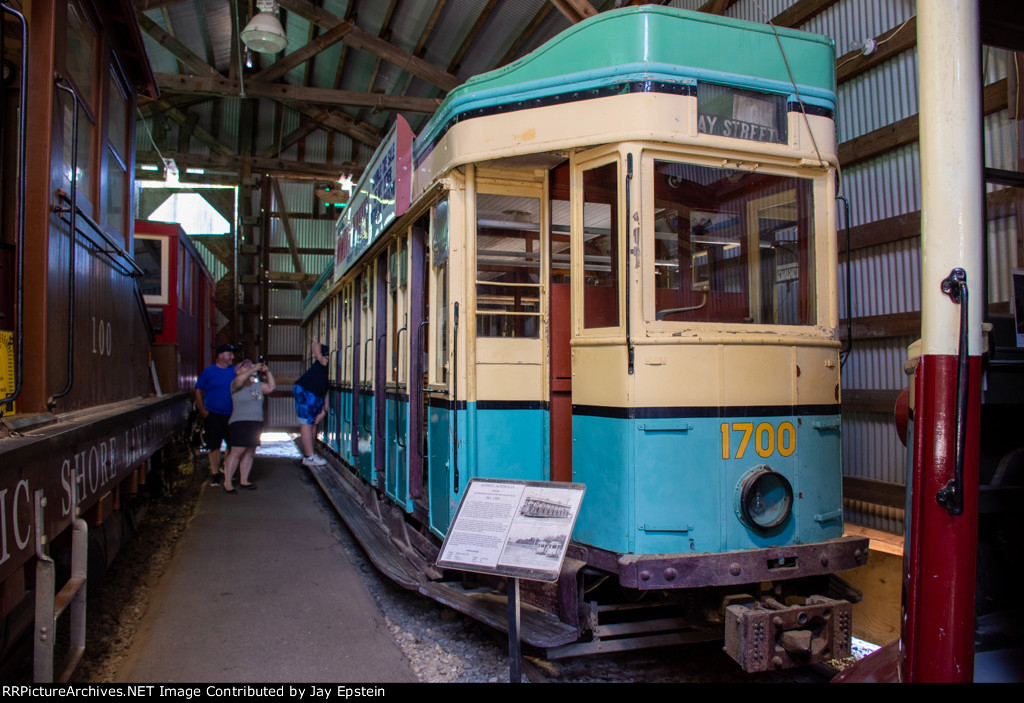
(651, 160, 815, 326)
(583, 162, 620, 329)
(431, 201, 449, 384)
(475, 193, 541, 338)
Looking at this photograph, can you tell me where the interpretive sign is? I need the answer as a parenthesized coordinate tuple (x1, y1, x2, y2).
(333, 115, 413, 283)
(437, 478, 585, 583)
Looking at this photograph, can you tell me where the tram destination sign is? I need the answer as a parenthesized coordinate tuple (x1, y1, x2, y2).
(334, 115, 413, 282)
(437, 478, 586, 583)
(697, 83, 787, 145)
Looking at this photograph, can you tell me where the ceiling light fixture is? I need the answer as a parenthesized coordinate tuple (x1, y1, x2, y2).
(241, 0, 288, 55)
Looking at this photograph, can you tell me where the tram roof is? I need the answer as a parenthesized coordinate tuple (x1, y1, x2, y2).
(413, 6, 837, 163)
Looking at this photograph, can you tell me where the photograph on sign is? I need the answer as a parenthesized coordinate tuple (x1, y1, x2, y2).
(437, 478, 585, 582)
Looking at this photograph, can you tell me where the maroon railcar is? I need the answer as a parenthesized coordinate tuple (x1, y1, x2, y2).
(0, 0, 206, 681)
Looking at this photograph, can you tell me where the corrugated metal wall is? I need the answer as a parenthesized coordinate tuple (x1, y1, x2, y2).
(696, 0, 1017, 536)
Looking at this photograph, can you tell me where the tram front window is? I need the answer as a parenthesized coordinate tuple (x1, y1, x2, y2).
(651, 161, 815, 326)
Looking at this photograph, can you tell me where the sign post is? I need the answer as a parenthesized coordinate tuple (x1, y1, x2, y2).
(437, 478, 586, 682)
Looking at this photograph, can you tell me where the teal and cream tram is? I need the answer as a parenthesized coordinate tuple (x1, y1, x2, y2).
(301, 6, 868, 672)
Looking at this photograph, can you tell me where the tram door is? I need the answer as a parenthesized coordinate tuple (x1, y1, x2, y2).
(355, 271, 375, 482)
(427, 200, 453, 535)
(550, 163, 573, 481)
(373, 252, 388, 489)
(384, 235, 411, 506)
(340, 284, 355, 466)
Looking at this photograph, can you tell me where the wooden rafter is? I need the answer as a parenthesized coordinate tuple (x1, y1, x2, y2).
(352, 0, 402, 127)
(156, 100, 235, 156)
(698, 0, 741, 15)
(281, 101, 381, 149)
(256, 120, 320, 159)
(155, 73, 441, 113)
(836, 16, 917, 84)
(250, 19, 354, 84)
(277, 0, 461, 92)
(136, 149, 362, 181)
(447, 0, 499, 75)
(838, 78, 1007, 168)
(550, 0, 596, 24)
(771, 0, 839, 28)
(499, 2, 557, 68)
(138, 12, 222, 78)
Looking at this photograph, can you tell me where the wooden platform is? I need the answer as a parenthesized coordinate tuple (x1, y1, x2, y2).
(840, 525, 903, 646)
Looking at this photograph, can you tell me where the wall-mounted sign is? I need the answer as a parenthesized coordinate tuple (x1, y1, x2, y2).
(334, 115, 413, 282)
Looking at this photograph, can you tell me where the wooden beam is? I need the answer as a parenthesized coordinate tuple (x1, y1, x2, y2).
(270, 177, 309, 296)
(155, 73, 441, 113)
(771, 0, 839, 29)
(840, 211, 921, 255)
(842, 389, 903, 415)
(698, 0, 741, 15)
(250, 20, 357, 84)
(839, 189, 1022, 256)
(277, 0, 461, 92)
(836, 16, 918, 84)
(177, 111, 199, 152)
(550, 0, 595, 23)
(840, 312, 921, 341)
(260, 271, 321, 284)
(499, 3, 556, 68)
(137, 12, 222, 79)
(448, 0, 499, 74)
(843, 475, 906, 509)
(282, 101, 381, 149)
(256, 120, 320, 159)
(157, 100, 235, 157)
(137, 149, 362, 181)
(839, 78, 1008, 168)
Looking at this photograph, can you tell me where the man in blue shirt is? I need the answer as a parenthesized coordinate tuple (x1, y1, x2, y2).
(195, 343, 236, 485)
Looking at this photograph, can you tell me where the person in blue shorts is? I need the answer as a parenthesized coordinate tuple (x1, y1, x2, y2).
(195, 343, 236, 485)
(295, 341, 329, 467)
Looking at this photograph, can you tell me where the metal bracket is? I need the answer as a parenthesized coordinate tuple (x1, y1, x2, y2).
(936, 267, 968, 516)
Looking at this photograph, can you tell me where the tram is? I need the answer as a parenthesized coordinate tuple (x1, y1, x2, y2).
(302, 6, 868, 672)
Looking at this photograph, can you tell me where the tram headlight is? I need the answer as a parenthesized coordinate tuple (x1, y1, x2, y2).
(735, 465, 793, 531)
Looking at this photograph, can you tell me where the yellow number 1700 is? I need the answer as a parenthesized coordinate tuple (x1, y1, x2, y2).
(720, 422, 796, 459)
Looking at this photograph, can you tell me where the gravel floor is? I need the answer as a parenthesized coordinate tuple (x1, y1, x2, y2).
(66, 437, 866, 684)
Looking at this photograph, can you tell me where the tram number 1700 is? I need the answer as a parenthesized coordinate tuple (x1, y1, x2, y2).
(721, 422, 796, 460)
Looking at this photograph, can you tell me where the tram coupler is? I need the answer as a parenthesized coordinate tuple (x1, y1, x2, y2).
(723, 595, 852, 672)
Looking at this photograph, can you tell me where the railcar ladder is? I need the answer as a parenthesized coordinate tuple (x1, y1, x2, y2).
(33, 469, 87, 682)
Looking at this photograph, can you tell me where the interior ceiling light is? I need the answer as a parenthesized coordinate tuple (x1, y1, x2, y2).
(241, 0, 288, 55)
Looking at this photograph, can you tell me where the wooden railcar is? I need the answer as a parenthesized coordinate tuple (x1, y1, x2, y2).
(0, 0, 206, 681)
(301, 6, 869, 673)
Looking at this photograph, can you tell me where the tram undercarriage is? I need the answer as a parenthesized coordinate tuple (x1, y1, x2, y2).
(306, 455, 865, 673)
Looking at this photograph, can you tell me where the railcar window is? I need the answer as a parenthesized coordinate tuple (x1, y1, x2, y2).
(103, 69, 130, 242)
(431, 202, 449, 384)
(135, 236, 167, 305)
(583, 162, 620, 329)
(63, 0, 96, 210)
(651, 161, 815, 326)
(475, 193, 541, 338)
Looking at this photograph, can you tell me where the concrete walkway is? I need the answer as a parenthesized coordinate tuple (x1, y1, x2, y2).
(117, 447, 417, 683)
